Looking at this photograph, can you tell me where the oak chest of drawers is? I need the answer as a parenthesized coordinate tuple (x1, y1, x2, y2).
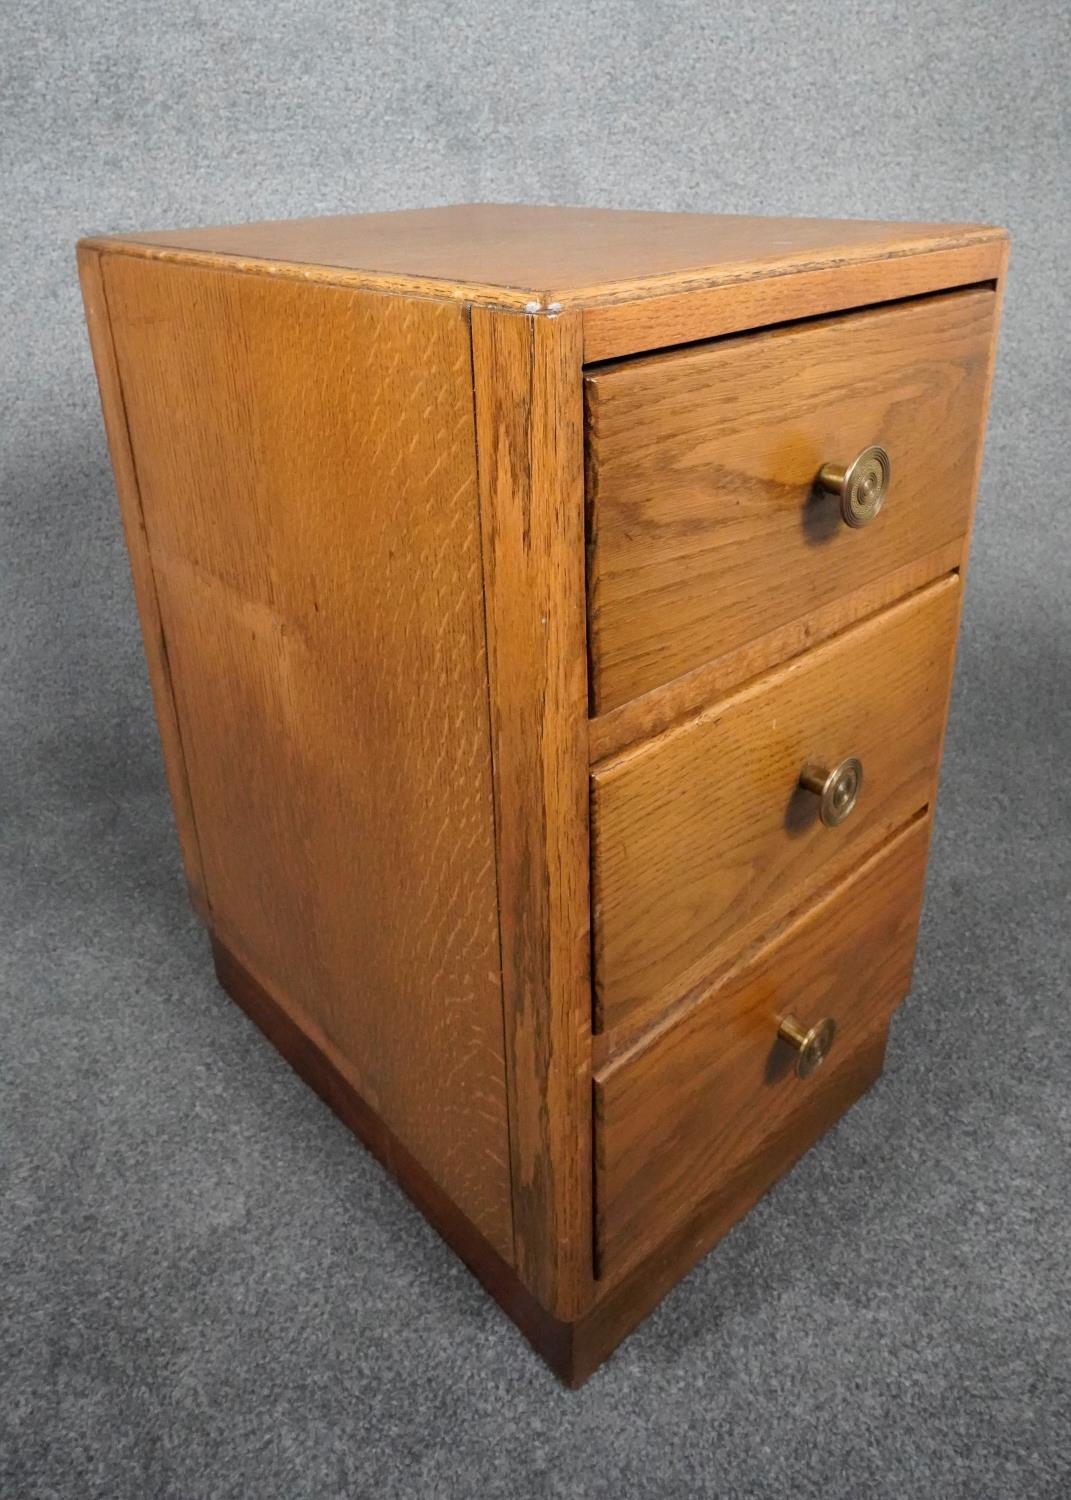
(78, 204, 1007, 1384)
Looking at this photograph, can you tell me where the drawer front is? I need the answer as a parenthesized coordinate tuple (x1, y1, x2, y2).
(594, 816, 931, 1280)
(585, 288, 994, 714)
(592, 576, 959, 1035)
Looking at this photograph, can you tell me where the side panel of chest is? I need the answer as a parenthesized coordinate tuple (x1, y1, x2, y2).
(98, 256, 514, 1261)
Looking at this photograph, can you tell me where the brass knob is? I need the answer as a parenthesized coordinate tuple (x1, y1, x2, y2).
(778, 1015, 837, 1079)
(799, 757, 863, 828)
(817, 445, 891, 528)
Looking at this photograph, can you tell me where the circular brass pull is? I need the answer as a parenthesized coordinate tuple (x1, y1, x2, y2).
(817, 445, 891, 528)
(778, 1015, 837, 1079)
(799, 757, 863, 828)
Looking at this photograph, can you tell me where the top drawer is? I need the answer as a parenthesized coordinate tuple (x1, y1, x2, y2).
(585, 288, 995, 715)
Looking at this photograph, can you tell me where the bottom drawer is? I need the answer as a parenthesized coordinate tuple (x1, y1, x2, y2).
(594, 816, 931, 1281)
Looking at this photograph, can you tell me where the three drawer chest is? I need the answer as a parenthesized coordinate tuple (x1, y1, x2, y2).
(78, 204, 1008, 1384)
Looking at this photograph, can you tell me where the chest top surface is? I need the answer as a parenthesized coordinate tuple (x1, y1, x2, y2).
(85, 202, 1004, 309)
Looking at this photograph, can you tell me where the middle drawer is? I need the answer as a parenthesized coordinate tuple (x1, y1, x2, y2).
(591, 575, 960, 1036)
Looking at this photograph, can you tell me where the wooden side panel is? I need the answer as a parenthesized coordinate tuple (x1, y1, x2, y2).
(77, 247, 209, 917)
(592, 577, 960, 1037)
(471, 308, 593, 1318)
(100, 256, 513, 1260)
(595, 817, 930, 1280)
(586, 289, 995, 714)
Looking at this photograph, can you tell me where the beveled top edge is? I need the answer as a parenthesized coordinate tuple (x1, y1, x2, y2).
(78, 203, 1007, 311)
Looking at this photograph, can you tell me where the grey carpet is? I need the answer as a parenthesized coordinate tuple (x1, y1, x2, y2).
(1, 2, 1069, 1496)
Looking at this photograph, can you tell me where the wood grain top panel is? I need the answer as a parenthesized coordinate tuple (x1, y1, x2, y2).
(80, 203, 1005, 309)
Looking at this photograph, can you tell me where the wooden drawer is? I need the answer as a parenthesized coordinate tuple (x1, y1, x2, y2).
(585, 288, 995, 715)
(595, 816, 930, 1280)
(592, 575, 960, 1036)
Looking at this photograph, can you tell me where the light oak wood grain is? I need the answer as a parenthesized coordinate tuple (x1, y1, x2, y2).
(471, 307, 593, 1318)
(595, 817, 930, 1279)
(582, 239, 1005, 360)
(81, 204, 1003, 312)
(588, 540, 964, 763)
(578, 1027, 890, 1379)
(77, 247, 209, 918)
(586, 289, 995, 714)
(592, 577, 960, 1037)
(100, 254, 514, 1259)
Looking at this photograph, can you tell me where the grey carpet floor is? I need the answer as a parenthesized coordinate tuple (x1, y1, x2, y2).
(3, 1, 1070, 1495)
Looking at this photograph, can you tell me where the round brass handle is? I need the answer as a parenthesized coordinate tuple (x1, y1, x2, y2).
(778, 1015, 837, 1079)
(817, 445, 891, 528)
(799, 757, 863, 828)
